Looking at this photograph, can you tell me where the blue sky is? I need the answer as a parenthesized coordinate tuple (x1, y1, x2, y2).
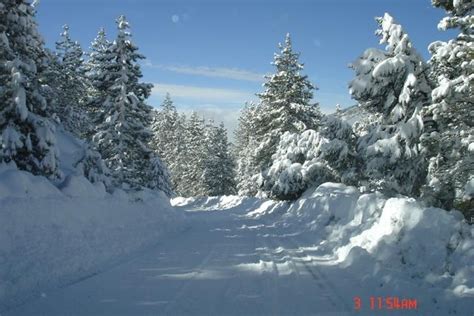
(36, 0, 455, 135)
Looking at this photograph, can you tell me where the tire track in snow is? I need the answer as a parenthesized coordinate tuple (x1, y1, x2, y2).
(162, 243, 220, 314)
(287, 237, 352, 312)
(259, 233, 280, 315)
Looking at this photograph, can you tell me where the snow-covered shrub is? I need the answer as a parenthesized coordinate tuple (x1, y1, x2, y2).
(262, 130, 335, 200)
(74, 145, 110, 186)
(262, 115, 361, 200)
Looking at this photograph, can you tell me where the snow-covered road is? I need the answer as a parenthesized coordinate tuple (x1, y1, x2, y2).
(7, 200, 367, 316)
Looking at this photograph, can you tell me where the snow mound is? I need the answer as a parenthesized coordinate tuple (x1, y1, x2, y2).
(172, 195, 264, 214)
(285, 182, 474, 312)
(59, 174, 107, 198)
(0, 163, 62, 200)
(0, 167, 185, 312)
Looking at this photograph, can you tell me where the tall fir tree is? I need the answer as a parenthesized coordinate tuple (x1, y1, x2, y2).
(349, 13, 431, 197)
(235, 34, 322, 196)
(255, 34, 322, 171)
(52, 24, 90, 137)
(150, 93, 182, 192)
(150, 93, 179, 162)
(84, 27, 111, 134)
(0, 0, 59, 177)
(178, 111, 207, 196)
(202, 122, 236, 196)
(420, 0, 473, 210)
(171, 112, 189, 194)
(91, 15, 170, 192)
(234, 102, 260, 195)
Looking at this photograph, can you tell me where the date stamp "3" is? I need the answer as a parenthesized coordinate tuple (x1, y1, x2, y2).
(353, 296, 418, 311)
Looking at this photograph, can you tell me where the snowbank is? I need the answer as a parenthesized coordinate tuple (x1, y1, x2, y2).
(0, 166, 185, 311)
(172, 195, 262, 213)
(285, 182, 474, 314)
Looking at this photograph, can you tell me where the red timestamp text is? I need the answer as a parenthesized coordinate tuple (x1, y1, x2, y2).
(353, 296, 418, 311)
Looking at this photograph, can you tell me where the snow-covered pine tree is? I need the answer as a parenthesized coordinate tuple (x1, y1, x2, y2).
(53, 24, 90, 137)
(150, 93, 179, 163)
(92, 15, 170, 192)
(147, 154, 173, 197)
(254, 34, 322, 172)
(177, 112, 207, 196)
(234, 102, 260, 196)
(216, 122, 237, 195)
(150, 93, 185, 194)
(235, 34, 322, 196)
(169, 112, 188, 194)
(349, 13, 431, 197)
(84, 27, 111, 135)
(202, 122, 236, 196)
(420, 0, 473, 210)
(319, 115, 359, 186)
(0, 0, 59, 177)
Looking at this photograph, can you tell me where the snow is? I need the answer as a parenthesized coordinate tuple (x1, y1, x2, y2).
(372, 56, 404, 78)
(4, 182, 472, 315)
(465, 178, 474, 198)
(0, 163, 61, 200)
(283, 183, 474, 314)
(0, 165, 185, 311)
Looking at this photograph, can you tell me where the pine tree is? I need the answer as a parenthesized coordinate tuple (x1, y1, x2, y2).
(349, 13, 431, 197)
(202, 122, 236, 196)
(420, 0, 473, 210)
(319, 115, 359, 186)
(150, 93, 185, 194)
(235, 34, 322, 196)
(0, 0, 59, 177)
(178, 112, 207, 196)
(170, 112, 188, 194)
(150, 93, 179, 163)
(92, 15, 170, 192)
(234, 102, 260, 195)
(254, 34, 322, 171)
(85, 27, 111, 133)
(148, 154, 173, 196)
(52, 24, 89, 137)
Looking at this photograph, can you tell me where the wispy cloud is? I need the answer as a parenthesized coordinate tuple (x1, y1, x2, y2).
(145, 62, 265, 82)
(152, 83, 255, 104)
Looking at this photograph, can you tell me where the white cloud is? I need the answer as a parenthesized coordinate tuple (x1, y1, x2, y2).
(145, 62, 265, 82)
(152, 83, 255, 104)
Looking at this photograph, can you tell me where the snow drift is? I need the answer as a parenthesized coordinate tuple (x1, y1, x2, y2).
(0, 163, 185, 311)
(283, 182, 474, 314)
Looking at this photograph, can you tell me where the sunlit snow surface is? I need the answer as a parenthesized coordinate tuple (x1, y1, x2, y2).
(2, 178, 473, 315)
